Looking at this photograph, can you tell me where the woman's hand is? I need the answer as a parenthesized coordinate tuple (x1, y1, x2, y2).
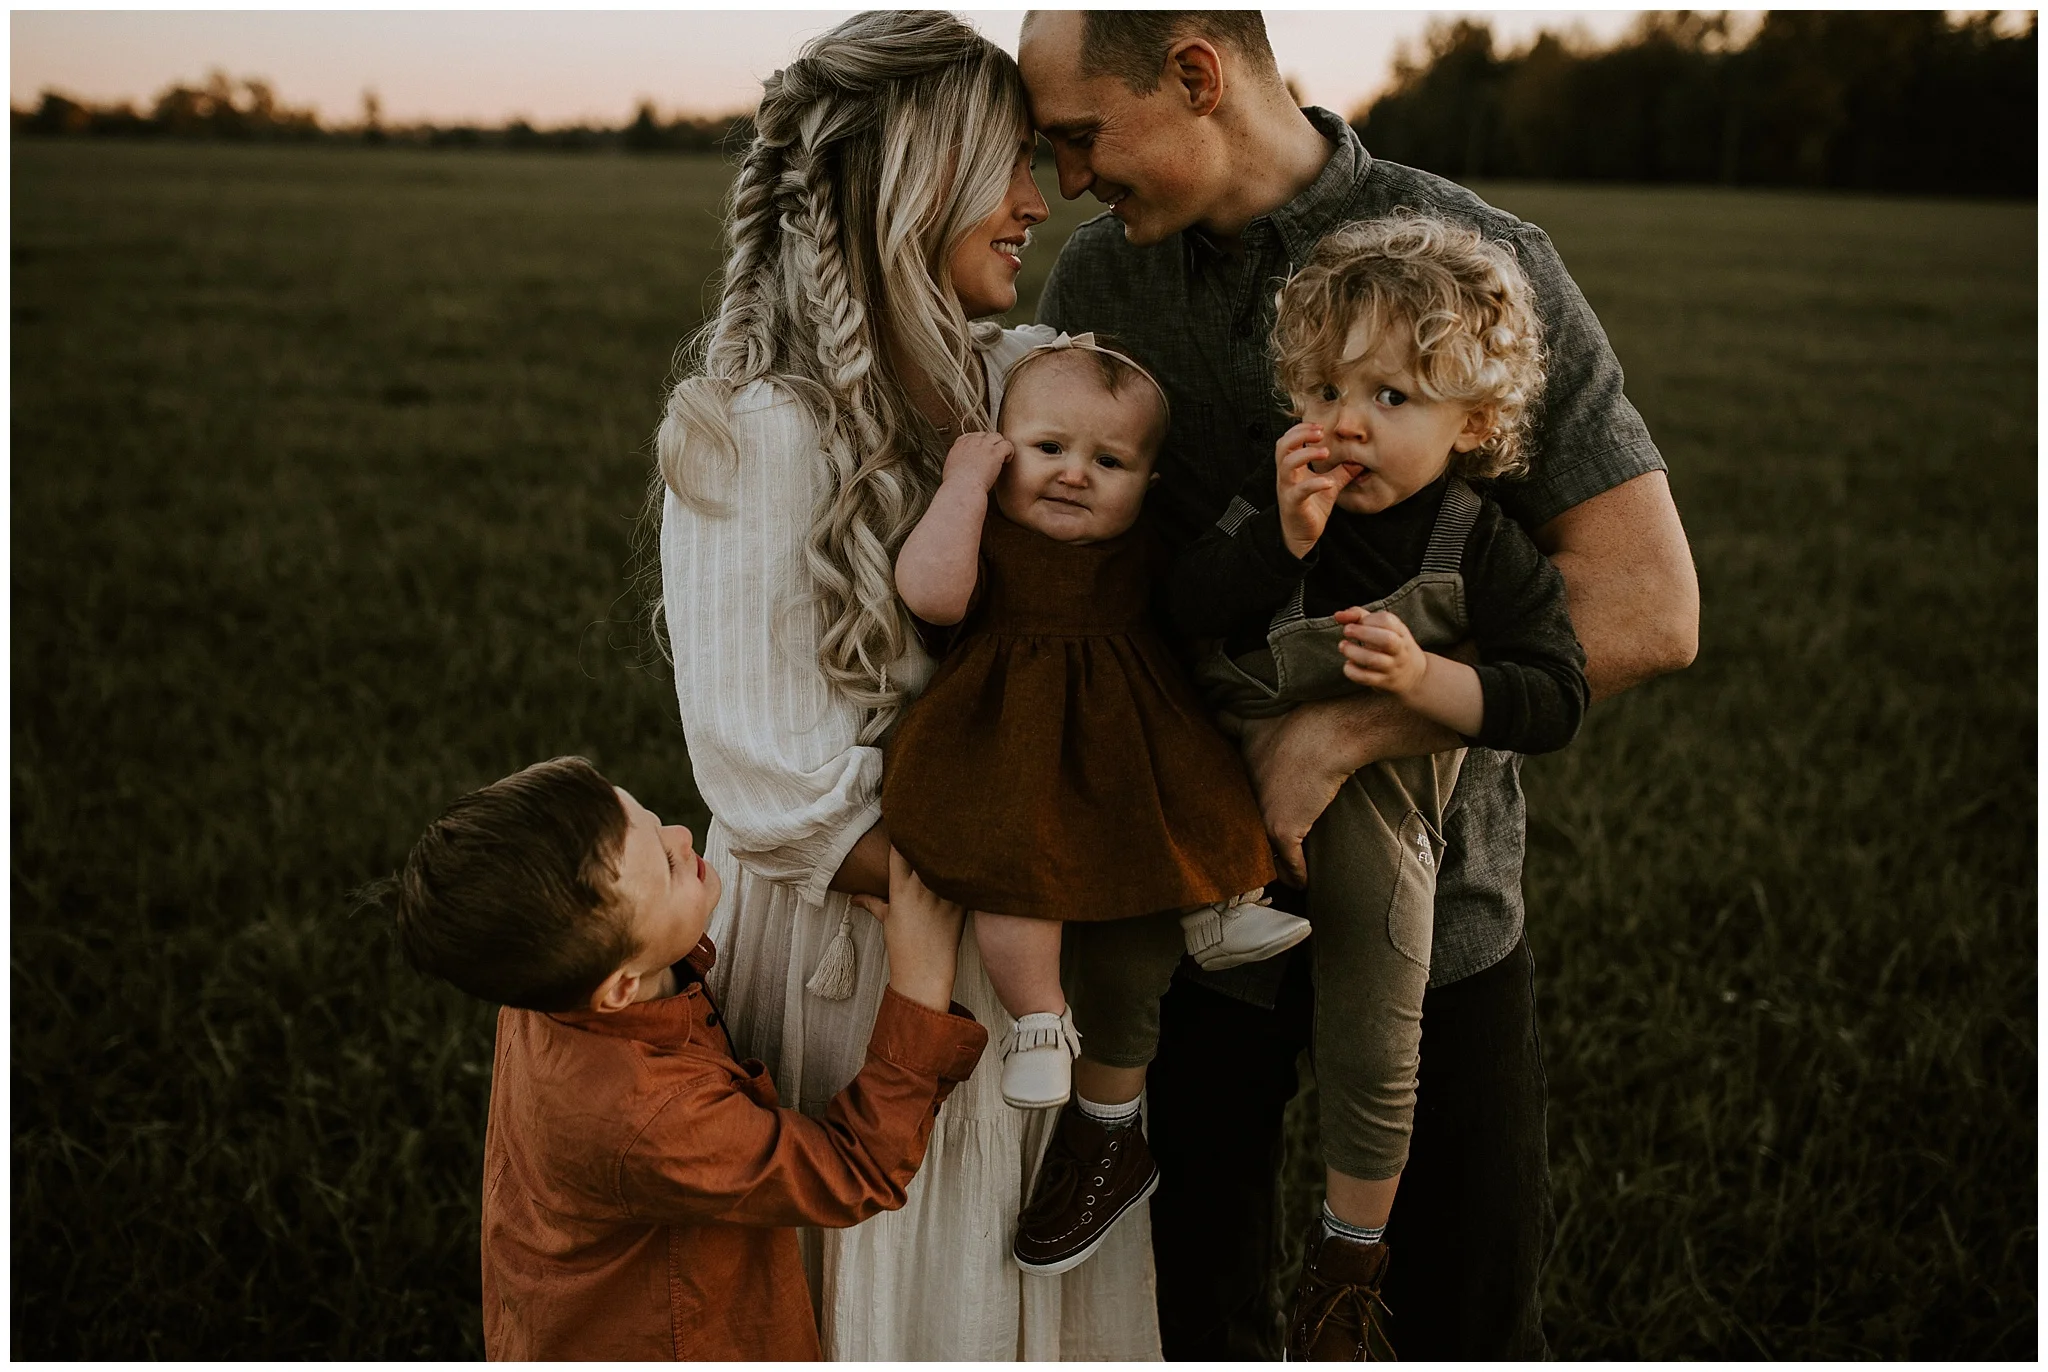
(1276, 422, 1339, 559)
(850, 847, 966, 1012)
(827, 819, 890, 899)
(943, 430, 1014, 493)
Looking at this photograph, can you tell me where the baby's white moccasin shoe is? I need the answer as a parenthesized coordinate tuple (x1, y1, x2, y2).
(1001, 1007, 1081, 1110)
(1180, 891, 1311, 971)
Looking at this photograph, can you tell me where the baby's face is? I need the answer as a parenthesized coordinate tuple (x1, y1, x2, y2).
(993, 354, 1162, 544)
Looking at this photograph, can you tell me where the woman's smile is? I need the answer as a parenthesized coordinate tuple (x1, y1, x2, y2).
(948, 136, 1048, 318)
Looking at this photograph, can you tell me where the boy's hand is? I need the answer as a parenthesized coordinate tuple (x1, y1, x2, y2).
(1335, 607, 1427, 697)
(851, 848, 966, 1012)
(1336, 608, 1488, 737)
(942, 431, 1014, 493)
(1276, 422, 1340, 559)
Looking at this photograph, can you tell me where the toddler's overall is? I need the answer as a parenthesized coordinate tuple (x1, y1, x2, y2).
(1190, 478, 1481, 1182)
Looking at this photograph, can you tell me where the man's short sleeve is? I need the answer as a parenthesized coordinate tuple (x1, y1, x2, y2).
(1492, 224, 1666, 531)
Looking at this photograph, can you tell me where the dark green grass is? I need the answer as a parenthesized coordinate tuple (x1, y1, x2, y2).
(12, 143, 2035, 1357)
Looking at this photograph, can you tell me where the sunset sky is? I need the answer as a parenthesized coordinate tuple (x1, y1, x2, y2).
(11, 9, 1658, 128)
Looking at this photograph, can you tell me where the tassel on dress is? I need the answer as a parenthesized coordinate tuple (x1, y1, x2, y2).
(805, 907, 858, 1001)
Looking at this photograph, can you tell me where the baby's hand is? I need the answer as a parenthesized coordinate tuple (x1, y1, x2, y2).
(1276, 422, 1339, 559)
(1334, 607, 1427, 698)
(944, 431, 1014, 492)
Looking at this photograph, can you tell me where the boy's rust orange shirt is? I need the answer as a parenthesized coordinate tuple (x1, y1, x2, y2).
(479, 939, 986, 1361)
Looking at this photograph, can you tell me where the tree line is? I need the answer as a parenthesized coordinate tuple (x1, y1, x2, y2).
(11, 73, 750, 154)
(16, 12, 2036, 193)
(1355, 10, 2036, 196)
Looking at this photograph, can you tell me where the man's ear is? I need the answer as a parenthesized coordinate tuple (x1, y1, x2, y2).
(1452, 404, 1500, 453)
(1165, 38, 1224, 118)
(589, 965, 640, 1014)
(1148, 469, 1163, 487)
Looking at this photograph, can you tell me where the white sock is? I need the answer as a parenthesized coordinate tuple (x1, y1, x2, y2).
(1321, 1202, 1386, 1245)
(1075, 1091, 1141, 1127)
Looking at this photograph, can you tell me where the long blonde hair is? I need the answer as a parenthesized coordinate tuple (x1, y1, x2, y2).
(657, 11, 1029, 741)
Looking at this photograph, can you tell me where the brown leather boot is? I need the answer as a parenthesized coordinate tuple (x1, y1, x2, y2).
(1011, 1104, 1159, 1275)
(1285, 1228, 1396, 1360)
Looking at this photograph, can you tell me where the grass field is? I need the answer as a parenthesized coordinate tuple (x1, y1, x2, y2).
(11, 141, 2036, 1358)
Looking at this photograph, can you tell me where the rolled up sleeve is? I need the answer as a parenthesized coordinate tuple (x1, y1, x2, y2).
(660, 390, 880, 905)
(1498, 224, 1667, 530)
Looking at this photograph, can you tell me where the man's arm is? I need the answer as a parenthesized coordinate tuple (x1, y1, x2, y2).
(1246, 471, 1697, 882)
(1530, 470, 1698, 700)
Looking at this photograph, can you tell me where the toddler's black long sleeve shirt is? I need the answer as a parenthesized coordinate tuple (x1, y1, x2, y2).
(1168, 471, 1589, 756)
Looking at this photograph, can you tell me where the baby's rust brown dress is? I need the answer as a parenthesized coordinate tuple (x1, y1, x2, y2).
(884, 509, 1275, 922)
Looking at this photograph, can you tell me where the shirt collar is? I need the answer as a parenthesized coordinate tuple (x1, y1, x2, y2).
(1266, 107, 1373, 267)
(544, 935, 720, 1040)
(1181, 106, 1371, 277)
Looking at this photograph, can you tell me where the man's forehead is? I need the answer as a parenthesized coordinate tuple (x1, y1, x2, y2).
(1018, 8, 1085, 67)
(1019, 10, 1114, 126)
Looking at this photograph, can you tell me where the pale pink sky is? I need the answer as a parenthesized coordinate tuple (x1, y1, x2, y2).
(11, 9, 1659, 127)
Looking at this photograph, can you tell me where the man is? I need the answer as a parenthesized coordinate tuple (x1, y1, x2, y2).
(1020, 10, 1699, 1360)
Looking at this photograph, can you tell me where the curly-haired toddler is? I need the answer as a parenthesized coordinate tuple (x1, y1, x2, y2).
(1169, 212, 1590, 1343)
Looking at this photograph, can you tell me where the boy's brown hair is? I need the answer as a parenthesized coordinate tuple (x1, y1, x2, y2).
(391, 756, 636, 1012)
(1272, 212, 1547, 481)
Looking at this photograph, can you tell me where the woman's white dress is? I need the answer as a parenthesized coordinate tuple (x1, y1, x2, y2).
(659, 325, 1162, 1360)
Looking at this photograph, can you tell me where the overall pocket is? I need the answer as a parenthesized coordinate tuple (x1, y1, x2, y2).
(1385, 809, 1445, 969)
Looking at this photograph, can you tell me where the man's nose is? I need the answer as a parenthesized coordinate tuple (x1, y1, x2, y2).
(1052, 145, 1092, 201)
(668, 823, 694, 851)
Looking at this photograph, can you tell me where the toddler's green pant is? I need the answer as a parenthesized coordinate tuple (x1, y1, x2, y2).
(1300, 748, 1461, 1179)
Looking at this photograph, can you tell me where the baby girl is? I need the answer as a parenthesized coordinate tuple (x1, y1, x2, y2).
(881, 335, 1300, 1274)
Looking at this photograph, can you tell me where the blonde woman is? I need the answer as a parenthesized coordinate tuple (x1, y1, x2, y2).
(654, 12, 1159, 1360)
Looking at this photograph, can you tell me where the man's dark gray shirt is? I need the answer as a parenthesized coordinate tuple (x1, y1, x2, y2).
(1036, 106, 1665, 997)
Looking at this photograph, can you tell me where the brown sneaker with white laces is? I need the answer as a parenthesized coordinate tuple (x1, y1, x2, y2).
(1285, 1228, 1397, 1360)
(1011, 1103, 1159, 1275)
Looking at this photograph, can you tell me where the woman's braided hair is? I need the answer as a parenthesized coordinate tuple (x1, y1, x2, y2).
(657, 12, 1029, 741)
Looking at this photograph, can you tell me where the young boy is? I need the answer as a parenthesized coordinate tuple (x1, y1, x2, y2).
(1170, 214, 1588, 1359)
(387, 755, 985, 1360)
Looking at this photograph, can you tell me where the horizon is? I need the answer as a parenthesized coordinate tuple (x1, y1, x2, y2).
(11, 10, 1662, 129)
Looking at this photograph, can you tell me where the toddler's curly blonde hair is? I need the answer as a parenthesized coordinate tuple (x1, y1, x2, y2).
(1272, 213, 1545, 480)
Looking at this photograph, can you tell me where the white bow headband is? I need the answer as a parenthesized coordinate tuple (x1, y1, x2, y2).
(1002, 331, 1173, 429)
